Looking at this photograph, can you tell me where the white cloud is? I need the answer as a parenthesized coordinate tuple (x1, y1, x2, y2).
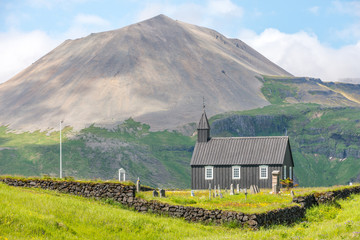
(309, 6, 319, 15)
(0, 13, 111, 84)
(239, 28, 360, 82)
(0, 30, 60, 83)
(63, 14, 111, 39)
(207, 0, 243, 16)
(332, 0, 360, 17)
(330, 1, 360, 42)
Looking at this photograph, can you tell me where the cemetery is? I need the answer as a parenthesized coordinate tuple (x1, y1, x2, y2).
(1, 176, 360, 229)
(138, 186, 296, 214)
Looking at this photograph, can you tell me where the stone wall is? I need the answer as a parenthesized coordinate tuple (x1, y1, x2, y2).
(2, 177, 360, 229)
(292, 185, 360, 208)
(0, 178, 136, 200)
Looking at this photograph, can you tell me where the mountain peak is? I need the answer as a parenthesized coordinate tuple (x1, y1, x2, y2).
(0, 15, 291, 131)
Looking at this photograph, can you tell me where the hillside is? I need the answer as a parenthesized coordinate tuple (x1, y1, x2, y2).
(0, 14, 291, 131)
(260, 76, 360, 106)
(1, 182, 360, 239)
(1, 103, 360, 188)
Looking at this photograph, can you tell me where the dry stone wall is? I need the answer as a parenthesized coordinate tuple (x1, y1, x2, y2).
(2, 177, 360, 229)
(292, 185, 360, 208)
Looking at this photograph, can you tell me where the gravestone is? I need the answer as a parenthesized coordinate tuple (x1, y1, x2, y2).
(236, 184, 240, 194)
(218, 184, 221, 194)
(191, 190, 195, 197)
(209, 183, 211, 200)
(250, 185, 259, 194)
(159, 189, 166, 198)
(230, 184, 234, 195)
(118, 168, 126, 182)
(214, 185, 217, 197)
(152, 190, 159, 197)
(219, 193, 223, 198)
(291, 190, 295, 198)
(272, 170, 280, 194)
(136, 177, 141, 193)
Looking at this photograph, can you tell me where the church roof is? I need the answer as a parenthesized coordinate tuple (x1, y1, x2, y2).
(198, 111, 210, 129)
(190, 136, 290, 166)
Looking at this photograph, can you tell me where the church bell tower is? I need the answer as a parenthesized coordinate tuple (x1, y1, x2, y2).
(197, 100, 210, 142)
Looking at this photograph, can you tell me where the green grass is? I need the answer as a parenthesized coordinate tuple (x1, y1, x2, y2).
(2, 183, 360, 239)
(137, 185, 360, 214)
(261, 79, 298, 104)
(137, 190, 296, 214)
(0, 119, 195, 188)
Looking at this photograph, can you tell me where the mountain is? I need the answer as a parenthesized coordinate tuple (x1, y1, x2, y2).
(0, 14, 291, 131)
(2, 14, 360, 188)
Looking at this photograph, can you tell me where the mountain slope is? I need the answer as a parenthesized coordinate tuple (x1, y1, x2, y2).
(0, 14, 291, 131)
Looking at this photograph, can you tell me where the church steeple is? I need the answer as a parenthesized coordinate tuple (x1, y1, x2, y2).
(197, 99, 210, 142)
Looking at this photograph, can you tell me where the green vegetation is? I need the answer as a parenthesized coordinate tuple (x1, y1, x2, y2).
(1, 76, 360, 189)
(0, 175, 136, 186)
(261, 76, 299, 104)
(210, 103, 360, 187)
(137, 184, 360, 213)
(2, 182, 360, 239)
(138, 190, 296, 213)
(2, 104, 360, 188)
(0, 119, 195, 188)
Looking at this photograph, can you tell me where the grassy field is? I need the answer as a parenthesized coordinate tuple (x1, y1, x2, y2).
(2, 182, 360, 239)
(137, 185, 360, 214)
(137, 190, 296, 214)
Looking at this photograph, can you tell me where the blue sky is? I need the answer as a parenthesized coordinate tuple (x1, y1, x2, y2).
(1, 0, 360, 83)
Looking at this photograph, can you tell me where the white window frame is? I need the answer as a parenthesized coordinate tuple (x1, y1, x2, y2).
(259, 165, 268, 179)
(283, 165, 287, 179)
(205, 166, 214, 180)
(289, 166, 292, 179)
(232, 166, 241, 179)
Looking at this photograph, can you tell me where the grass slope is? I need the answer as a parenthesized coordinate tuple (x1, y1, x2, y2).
(1, 183, 360, 239)
(0, 119, 195, 188)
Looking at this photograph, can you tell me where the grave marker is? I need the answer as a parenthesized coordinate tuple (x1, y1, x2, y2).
(250, 185, 259, 194)
(136, 177, 141, 192)
(118, 168, 126, 182)
(209, 183, 211, 200)
(272, 170, 280, 194)
(152, 190, 158, 197)
(160, 189, 166, 198)
(230, 184, 234, 195)
(291, 190, 295, 198)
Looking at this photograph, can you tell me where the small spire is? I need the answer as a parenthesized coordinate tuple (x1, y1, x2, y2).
(202, 96, 205, 111)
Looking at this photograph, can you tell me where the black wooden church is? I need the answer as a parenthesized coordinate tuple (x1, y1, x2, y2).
(190, 110, 294, 189)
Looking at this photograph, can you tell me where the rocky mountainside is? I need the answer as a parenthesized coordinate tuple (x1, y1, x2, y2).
(0, 14, 291, 131)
